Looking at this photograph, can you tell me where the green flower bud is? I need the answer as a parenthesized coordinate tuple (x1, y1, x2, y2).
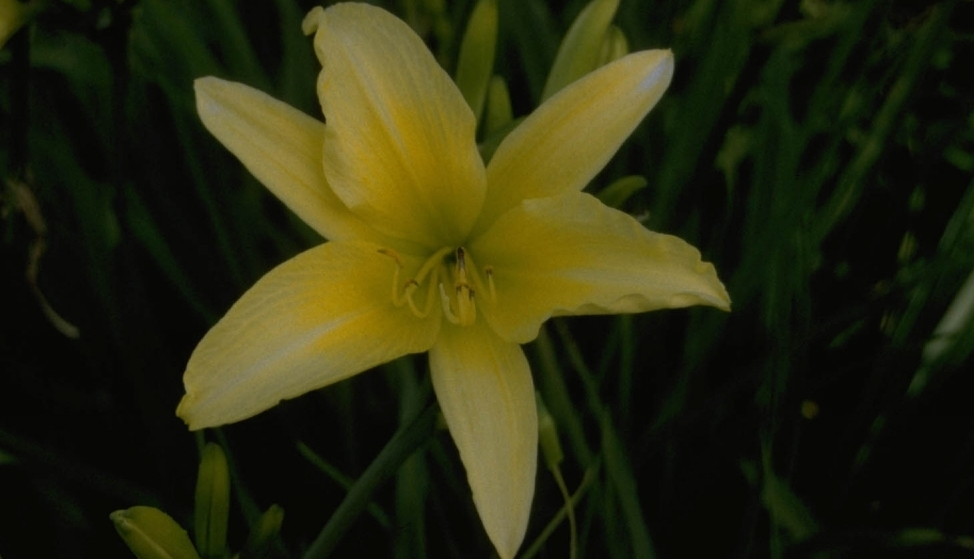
(455, 0, 498, 125)
(111, 506, 201, 559)
(536, 393, 564, 470)
(485, 75, 513, 134)
(194, 443, 230, 559)
(598, 25, 629, 67)
(238, 505, 285, 559)
(597, 175, 647, 209)
(541, 0, 620, 101)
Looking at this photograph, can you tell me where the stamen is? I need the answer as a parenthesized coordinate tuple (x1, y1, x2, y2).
(377, 248, 403, 266)
(455, 284, 476, 325)
(484, 266, 497, 303)
(439, 283, 460, 324)
(381, 246, 493, 325)
(402, 280, 419, 311)
(380, 247, 452, 318)
(404, 273, 437, 318)
(455, 250, 496, 307)
(378, 249, 406, 308)
(415, 246, 453, 284)
(453, 249, 477, 325)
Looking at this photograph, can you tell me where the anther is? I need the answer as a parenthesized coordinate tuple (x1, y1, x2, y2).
(484, 266, 497, 303)
(452, 250, 496, 307)
(377, 248, 403, 266)
(455, 283, 476, 326)
(451, 248, 477, 325)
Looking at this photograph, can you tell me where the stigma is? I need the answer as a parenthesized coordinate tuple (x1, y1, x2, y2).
(380, 246, 496, 326)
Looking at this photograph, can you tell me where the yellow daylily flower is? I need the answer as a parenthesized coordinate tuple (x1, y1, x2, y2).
(177, 3, 730, 558)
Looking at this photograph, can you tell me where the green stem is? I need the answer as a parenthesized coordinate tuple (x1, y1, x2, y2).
(301, 403, 439, 559)
(553, 319, 657, 559)
(295, 442, 392, 529)
(533, 327, 595, 466)
(520, 462, 600, 559)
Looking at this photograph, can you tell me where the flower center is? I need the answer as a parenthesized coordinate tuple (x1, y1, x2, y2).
(379, 246, 495, 326)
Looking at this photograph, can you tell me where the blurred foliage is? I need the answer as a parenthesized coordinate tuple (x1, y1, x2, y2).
(2, 0, 974, 557)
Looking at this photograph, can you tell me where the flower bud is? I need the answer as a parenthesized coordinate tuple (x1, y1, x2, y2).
(111, 506, 201, 559)
(485, 75, 513, 134)
(536, 393, 564, 470)
(541, 0, 620, 101)
(597, 175, 647, 209)
(598, 25, 629, 67)
(238, 504, 285, 559)
(455, 0, 498, 124)
(194, 443, 230, 559)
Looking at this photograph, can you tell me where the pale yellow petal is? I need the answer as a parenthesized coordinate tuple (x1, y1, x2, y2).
(303, 5, 486, 249)
(177, 241, 440, 429)
(195, 77, 383, 243)
(472, 192, 730, 344)
(475, 50, 673, 235)
(429, 321, 537, 559)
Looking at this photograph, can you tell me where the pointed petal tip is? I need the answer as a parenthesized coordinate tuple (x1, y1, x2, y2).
(193, 76, 242, 125)
(301, 5, 324, 36)
(683, 258, 731, 312)
(193, 76, 221, 108)
(655, 248, 731, 313)
(686, 261, 732, 312)
(636, 48, 674, 93)
(193, 75, 236, 103)
(174, 243, 441, 434)
(175, 393, 206, 431)
(710, 279, 732, 313)
(473, 193, 731, 342)
(478, 48, 678, 229)
(711, 294, 733, 313)
(430, 323, 536, 559)
(193, 75, 213, 91)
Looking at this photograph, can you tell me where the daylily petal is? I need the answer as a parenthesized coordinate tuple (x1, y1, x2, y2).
(303, 4, 487, 249)
(429, 321, 537, 559)
(475, 49, 673, 235)
(472, 192, 730, 344)
(177, 241, 441, 429)
(195, 77, 384, 243)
